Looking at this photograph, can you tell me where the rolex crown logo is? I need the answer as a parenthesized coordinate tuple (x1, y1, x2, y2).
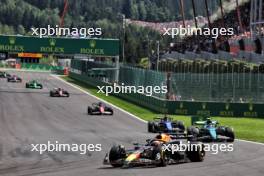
(249, 103, 253, 111)
(9, 37, 16, 45)
(49, 39, 56, 46)
(180, 102, 184, 109)
(90, 40, 96, 48)
(202, 103, 207, 110)
(225, 103, 230, 110)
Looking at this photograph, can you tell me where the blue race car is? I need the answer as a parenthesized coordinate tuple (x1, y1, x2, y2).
(187, 116, 235, 142)
(148, 115, 185, 133)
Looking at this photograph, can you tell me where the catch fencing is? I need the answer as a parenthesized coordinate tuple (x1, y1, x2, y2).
(69, 59, 264, 117)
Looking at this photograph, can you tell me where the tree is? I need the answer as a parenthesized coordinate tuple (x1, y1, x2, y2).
(17, 25, 25, 34)
(139, 1, 147, 20)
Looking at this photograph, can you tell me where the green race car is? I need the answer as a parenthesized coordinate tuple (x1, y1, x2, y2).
(187, 116, 235, 142)
(25, 80, 43, 89)
(0, 71, 11, 78)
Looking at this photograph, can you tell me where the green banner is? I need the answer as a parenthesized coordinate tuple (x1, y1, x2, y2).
(167, 101, 264, 118)
(0, 35, 119, 56)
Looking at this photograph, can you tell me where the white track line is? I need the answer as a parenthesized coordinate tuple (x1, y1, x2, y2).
(236, 139, 264, 146)
(52, 74, 264, 146)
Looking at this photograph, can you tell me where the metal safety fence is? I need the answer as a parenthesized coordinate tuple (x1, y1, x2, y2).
(69, 59, 264, 117)
(171, 72, 264, 103)
(71, 59, 264, 103)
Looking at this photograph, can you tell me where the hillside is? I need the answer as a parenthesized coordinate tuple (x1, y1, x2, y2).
(0, 0, 222, 35)
(0, 0, 234, 64)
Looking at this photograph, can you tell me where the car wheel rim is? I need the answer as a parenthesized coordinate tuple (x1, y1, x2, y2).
(155, 153, 161, 160)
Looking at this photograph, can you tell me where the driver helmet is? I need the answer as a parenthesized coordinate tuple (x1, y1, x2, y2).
(163, 114, 169, 121)
(155, 133, 171, 143)
(206, 117, 212, 124)
(150, 140, 162, 147)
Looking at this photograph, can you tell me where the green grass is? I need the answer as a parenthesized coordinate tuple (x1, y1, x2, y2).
(62, 76, 264, 143)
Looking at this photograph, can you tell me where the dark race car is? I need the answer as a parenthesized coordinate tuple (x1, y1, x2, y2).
(7, 75, 22, 82)
(87, 102, 113, 115)
(187, 116, 235, 142)
(148, 115, 185, 133)
(26, 80, 43, 89)
(50, 88, 70, 97)
(103, 133, 205, 168)
(0, 71, 11, 78)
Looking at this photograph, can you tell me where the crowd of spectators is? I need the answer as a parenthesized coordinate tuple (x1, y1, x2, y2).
(127, 16, 207, 34)
(130, 1, 258, 55)
(177, 1, 253, 54)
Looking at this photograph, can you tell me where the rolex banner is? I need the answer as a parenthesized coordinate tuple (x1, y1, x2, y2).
(167, 101, 264, 118)
(0, 35, 119, 56)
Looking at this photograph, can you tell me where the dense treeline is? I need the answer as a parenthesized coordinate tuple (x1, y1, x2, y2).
(0, 0, 219, 63)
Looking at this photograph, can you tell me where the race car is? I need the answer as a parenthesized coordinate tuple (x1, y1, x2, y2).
(87, 102, 113, 115)
(0, 71, 11, 78)
(25, 80, 43, 89)
(7, 75, 22, 82)
(103, 133, 205, 168)
(148, 115, 185, 133)
(187, 116, 235, 142)
(50, 88, 70, 97)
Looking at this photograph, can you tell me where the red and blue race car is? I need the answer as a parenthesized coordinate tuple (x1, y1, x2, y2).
(87, 102, 113, 115)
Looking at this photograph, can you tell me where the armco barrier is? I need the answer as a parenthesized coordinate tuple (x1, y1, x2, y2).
(167, 101, 264, 118)
(69, 71, 264, 118)
(21, 63, 64, 71)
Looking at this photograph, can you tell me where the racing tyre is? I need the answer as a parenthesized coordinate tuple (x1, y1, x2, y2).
(109, 145, 126, 167)
(108, 109, 114, 115)
(187, 142, 205, 162)
(87, 107, 92, 115)
(65, 92, 70, 97)
(173, 121, 185, 132)
(216, 126, 226, 136)
(26, 83, 29, 88)
(50, 91, 54, 97)
(225, 127, 235, 142)
(148, 122, 154, 133)
(187, 126, 199, 141)
(153, 146, 167, 167)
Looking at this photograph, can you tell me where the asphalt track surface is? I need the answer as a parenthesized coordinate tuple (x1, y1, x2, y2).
(0, 71, 263, 176)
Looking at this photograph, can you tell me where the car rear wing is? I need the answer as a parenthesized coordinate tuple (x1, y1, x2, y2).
(167, 132, 189, 139)
(153, 117, 162, 120)
(191, 115, 208, 125)
(153, 117, 173, 121)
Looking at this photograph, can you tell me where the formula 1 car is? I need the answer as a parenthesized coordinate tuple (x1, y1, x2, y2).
(103, 133, 205, 168)
(88, 102, 113, 115)
(50, 88, 70, 97)
(0, 71, 11, 78)
(25, 80, 43, 89)
(187, 116, 235, 142)
(148, 115, 185, 133)
(7, 75, 22, 82)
